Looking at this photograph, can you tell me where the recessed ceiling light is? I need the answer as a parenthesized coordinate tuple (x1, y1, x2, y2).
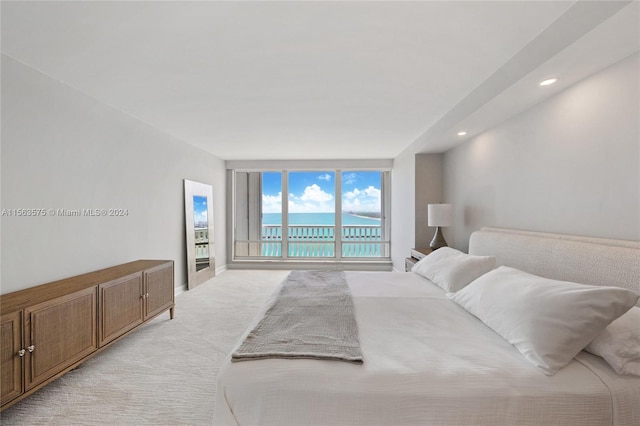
(540, 78, 557, 86)
(457, 131, 467, 136)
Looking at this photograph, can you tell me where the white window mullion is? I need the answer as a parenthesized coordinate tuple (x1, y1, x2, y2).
(382, 170, 391, 257)
(234, 171, 249, 258)
(281, 171, 289, 260)
(335, 171, 342, 260)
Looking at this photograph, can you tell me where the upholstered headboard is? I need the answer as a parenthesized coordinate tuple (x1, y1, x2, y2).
(469, 227, 640, 298)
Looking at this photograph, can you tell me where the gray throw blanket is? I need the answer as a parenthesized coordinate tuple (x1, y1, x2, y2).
(232, 270, 364, 364)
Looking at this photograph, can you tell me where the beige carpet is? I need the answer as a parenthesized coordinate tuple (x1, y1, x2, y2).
(0, 269, 289, 426)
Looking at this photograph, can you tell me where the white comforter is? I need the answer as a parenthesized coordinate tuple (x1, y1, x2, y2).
(214, 272, 640, 426)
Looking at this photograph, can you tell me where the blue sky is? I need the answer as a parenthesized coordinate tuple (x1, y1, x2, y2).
(193, 195, 208, 226)
(262, 171, 381, 213)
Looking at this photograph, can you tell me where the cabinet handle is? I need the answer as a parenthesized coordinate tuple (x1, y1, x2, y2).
(141, 294, 146, 299)
(18, 349, 25, 357)
(27, 345, 35, 352)
(146, 293, 149, 298)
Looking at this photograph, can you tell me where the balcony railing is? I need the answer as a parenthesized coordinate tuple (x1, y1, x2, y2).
(259, 224, 387, 258)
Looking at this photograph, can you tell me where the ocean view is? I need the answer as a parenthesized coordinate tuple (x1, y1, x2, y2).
(263, 212, 380, 226)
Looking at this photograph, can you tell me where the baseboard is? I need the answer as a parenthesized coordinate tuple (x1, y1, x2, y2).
(175, 264, 227, 295)
(175, 283, 187, 296)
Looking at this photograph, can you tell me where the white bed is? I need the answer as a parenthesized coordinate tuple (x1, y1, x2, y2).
(214, 228, 640, 425)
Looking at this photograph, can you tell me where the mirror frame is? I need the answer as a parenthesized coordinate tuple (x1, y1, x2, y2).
(184, 179, 215, 289)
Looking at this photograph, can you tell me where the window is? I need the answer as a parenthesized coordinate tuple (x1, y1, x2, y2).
(288, 171, 336, 257)
(341, 171, 384, 257)
(233, 166, 390, 263)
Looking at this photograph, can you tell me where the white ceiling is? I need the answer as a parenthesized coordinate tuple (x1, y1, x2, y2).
(2, 1, 638, 160)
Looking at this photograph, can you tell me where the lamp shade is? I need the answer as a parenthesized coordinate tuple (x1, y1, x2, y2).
(428, 204, 453, 227)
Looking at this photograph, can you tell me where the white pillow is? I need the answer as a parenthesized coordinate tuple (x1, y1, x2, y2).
(411, 247, 461, 277)
(448, 266, 640, 375)
(412, 247, 495, 292)
(412, 247, 463, 269)
(585, 307, 640, 376)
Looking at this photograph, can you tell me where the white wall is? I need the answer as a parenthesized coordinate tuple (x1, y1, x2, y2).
(392, 149, 445, 271)
(1, 55, 227, 294)
(390, 149, 415, 270)
(444, 53, 640, 251)
(414, 154, 444, 249)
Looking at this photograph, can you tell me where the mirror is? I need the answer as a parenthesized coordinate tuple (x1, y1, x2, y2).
(184, 179, 215, 289)
(193, 195, 210, 271)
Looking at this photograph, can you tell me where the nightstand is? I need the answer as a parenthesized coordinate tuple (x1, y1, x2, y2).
(405, 248, 433, 271)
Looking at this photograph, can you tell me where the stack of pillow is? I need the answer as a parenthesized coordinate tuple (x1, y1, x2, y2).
(411, 247, 640, 376)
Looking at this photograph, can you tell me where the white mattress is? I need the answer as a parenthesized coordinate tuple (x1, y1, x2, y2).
(213, 271, 640, 426)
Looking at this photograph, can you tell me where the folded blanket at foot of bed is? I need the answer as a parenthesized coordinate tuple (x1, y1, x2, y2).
(232, 270, 364, 364)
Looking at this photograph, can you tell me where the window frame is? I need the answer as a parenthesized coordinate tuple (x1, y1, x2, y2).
(228, 160, 392, 268)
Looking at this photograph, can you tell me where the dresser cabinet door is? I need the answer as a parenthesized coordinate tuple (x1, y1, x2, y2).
(24, 287, 97, 390)
(99, 273, 144, 346)
(1, 311, 23, 406)
(144, 262, 174, 320)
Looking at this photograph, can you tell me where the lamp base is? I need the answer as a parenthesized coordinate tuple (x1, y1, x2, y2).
(429, 227, 448, 250)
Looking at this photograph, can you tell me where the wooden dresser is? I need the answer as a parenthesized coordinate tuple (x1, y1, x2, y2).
(0, 260, 174, 411)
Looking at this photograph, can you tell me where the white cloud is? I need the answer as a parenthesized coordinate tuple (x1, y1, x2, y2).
(318, 173, 332, 181)
(264, 184, 380, 215)
(344, 188, 360, 200)
(342, 172, 357, 185)
(300, 184, 332, 202)
(265, 184, 378, 215)
(262, 192, 282, 213)
(364, 186, 380, 197)
(289, 184, 334, 213)
(194, 210, 208, 226)
(342, 185, 380, 213)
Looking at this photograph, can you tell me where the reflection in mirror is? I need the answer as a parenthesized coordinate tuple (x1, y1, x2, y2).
(184, 179, 215, 289)
(193, 195, 210, 271)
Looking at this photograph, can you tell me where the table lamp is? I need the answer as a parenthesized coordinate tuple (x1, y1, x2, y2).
(428, 203, 452, 250)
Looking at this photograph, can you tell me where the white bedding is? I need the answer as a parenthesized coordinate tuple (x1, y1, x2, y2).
(213, 271, 640, 426)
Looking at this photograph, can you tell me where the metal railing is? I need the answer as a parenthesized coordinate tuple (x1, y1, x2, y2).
(260, 224, 386, 257)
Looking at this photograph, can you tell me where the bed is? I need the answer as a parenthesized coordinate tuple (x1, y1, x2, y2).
(214, 227, 640, 425)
